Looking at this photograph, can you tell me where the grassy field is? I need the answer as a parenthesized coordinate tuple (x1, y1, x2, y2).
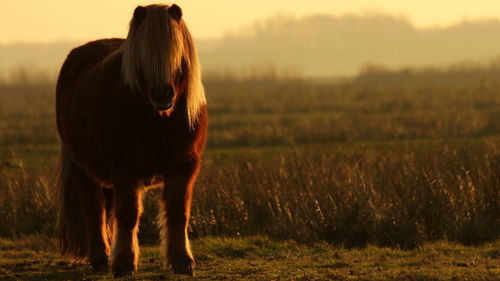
(0, 66, 499, 279)
(0, 236, 498, 280)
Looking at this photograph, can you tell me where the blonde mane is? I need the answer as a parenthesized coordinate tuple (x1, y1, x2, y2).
(121, 4, 206, 129)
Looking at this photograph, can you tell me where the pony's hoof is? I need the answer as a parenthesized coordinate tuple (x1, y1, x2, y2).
(113, 269, 135, 278)
(112, 262, 136, 278)
(91, 261, 109, 274)
(171, 256, 195, 276)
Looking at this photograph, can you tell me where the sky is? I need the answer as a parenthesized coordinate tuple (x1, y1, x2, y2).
(2, 0, 500, 44)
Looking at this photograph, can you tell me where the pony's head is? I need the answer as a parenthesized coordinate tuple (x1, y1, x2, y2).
(122, 4, 205, 128)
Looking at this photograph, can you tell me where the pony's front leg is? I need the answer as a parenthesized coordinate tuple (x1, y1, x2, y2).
(110, 183, 142, 278)
(160, 161, 199, 276)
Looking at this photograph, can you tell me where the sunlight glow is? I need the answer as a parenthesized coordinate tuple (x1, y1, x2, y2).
(2, 0, 500, 43)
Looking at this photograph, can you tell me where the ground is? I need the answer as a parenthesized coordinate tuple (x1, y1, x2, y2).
(0, 236, 498, 280)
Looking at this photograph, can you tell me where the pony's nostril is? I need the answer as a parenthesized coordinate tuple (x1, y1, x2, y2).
(166, 84, 175, 100)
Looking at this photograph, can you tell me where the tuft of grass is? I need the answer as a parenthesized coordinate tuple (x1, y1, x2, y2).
(0, 156, 56, 239)
(195, 236, 300, 259)
(0, 235, 57, 252)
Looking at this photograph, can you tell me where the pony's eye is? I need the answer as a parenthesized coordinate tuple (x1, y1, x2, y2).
(175, 60, 187, 82)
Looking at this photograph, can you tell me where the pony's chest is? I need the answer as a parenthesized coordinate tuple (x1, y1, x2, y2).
(98, 104, 191, 155)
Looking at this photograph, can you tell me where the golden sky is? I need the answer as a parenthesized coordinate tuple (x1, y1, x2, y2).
(2, 0, 500, 44)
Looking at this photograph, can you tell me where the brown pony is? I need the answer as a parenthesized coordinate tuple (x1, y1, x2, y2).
(55, 4, 206, 277)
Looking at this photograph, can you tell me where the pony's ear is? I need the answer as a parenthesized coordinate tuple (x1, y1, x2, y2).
(133, 6, 147, 25)
(169, 4, 182, 22)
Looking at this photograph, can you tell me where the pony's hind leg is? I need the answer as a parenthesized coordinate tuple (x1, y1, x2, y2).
(58, 150, 110, 273)
(160, 161, 199, 276)
(77, 175, 111, 272)
(79, 180, 109, 273)
(110, 183, 142, 278)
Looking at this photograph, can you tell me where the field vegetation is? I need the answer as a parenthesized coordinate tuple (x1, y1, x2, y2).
(1, 236, 498, 280)
(0, 65, 499, 279)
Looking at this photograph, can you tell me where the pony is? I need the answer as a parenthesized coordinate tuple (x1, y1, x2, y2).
(55, 4, 206, 277)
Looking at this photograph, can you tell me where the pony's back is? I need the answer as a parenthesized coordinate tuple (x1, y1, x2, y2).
(56, 39, 124, 137)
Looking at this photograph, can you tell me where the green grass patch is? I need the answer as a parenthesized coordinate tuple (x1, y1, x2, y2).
(0, 237, 498, 280)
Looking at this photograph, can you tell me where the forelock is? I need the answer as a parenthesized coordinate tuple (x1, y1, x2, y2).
(122, 5, 184, 90)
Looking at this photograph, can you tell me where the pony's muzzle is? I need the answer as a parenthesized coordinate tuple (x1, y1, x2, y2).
(148, 84, 175, 111)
